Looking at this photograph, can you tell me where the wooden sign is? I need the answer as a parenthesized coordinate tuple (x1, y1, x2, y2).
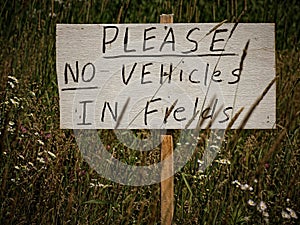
(56, 23, 275, 129)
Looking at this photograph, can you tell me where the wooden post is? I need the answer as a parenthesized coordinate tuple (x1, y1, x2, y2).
(160, 14, 174, 225)
(160, 14, 174, 23)
(161, 135, 174, 225)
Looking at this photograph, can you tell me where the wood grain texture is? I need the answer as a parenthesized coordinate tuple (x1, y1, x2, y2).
(56, 23, 276, 129)
(160, 14, 173, 23)
(161, 134, 174, 225)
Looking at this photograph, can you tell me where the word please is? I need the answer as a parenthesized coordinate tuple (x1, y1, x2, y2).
(102, 25, 231, 54)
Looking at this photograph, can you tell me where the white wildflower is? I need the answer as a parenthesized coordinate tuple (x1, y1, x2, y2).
(232, 180, 241, 187)
(286, 208, 298, 219)
(282, 210, 291, 219)
(262, 211, 269, 217)
(37, 139, 44, 145)
(7, 126, 15, 132)
(8, 121, 15, 126)
(240, 184, 249, 190)
(247, 199, 256, 206)
(258, 201, 267, 212)
(14, 166, 20, 170)
(49, 12, 57, 17)
(197, 159, 204, 165)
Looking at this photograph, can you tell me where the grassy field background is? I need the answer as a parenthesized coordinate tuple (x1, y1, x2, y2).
(0, 0, 299, 224)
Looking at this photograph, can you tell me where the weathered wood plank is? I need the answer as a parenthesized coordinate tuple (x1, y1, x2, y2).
(56, 23, 275, 129)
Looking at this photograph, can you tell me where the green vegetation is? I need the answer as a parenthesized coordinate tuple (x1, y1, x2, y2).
(0, 0, 299, 224)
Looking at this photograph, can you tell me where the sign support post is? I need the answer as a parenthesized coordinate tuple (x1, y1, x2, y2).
(160, 13, 174, 225)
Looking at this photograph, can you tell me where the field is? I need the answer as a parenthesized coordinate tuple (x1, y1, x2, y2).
(0, 0, 299, 224)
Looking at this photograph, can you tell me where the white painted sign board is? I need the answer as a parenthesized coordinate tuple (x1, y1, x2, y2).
(56, 23, 275, 129)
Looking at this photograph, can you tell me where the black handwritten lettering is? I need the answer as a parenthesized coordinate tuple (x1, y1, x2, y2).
(81, 63, 95, 82)
(211, 70, 222, 83)
(193, 97, 199, 117)
(201, 99, 218, 119)
(122, 63, 137, 85)
(103, 53, 237, 59)
(164, 106, 169, 124)
(182, 27, 200, 54)
(77, 100, 93, 125)
(228, 68, 240, 84)
(204, 63, 209, 86)
(189, 69, 200, 83)
(143, 27, 156, 51)
(164, 99, 178, 124)
(160, 63, 173, 84)
(101, 101, 118, 122)
(219, 107, 233, 123)
(210, 29, 228, 52)
(159, 27, 175, 51)
(61, 87, 98, 91)
(173, 107, 186, 122)
(64, 62, 95, 84)
(64, 61, 79, 84)
(103, 26, 119, 53)
(179, 70, 183, 82)
(124, 27, 136, 53)
(144, 98, 161, 125)
(141, 63, 153, 84)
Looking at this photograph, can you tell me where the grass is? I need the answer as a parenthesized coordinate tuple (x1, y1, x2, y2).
(0, 0, 299, 224)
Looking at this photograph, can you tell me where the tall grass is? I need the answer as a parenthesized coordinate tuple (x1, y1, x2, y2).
(1, 0, 299, 224)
